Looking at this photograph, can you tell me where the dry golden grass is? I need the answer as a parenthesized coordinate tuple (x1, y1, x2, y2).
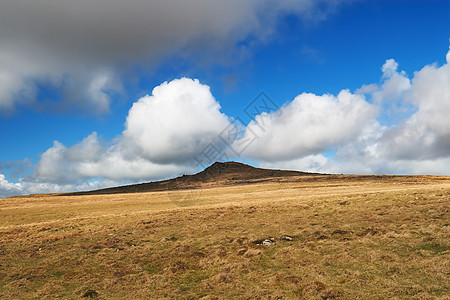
(1, 175, 449, 299)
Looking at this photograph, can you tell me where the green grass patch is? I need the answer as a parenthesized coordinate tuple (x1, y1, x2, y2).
(52, 270, 66, 278)
(143, 266, 159, 274)
(176, 272, 209, 292)
(417, 243, 449, 254)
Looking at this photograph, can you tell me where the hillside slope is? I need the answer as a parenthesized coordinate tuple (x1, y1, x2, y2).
(64, 161, 320, 196)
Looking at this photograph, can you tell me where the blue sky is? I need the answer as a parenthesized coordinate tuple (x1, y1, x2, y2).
(1, 0, 450, 197)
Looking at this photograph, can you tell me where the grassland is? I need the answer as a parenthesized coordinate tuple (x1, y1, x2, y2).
(0, 175, 449, 299)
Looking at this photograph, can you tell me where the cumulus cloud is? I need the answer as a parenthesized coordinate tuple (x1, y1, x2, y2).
(378, 49, 450, 161)
(123, 78, 230, 164)
(257, 47, 450, 175)
(32, 78, 231, 182)
(375, 59, 412, 104)
(79, 78, 231, 179)
(0, 174, 24, 198)
(31, 133, 107, 185)
(357, 59, 412, 126)
(241, 90, 378, 161)
(0, 0, 338, 114)
(0, 78, 232, 197)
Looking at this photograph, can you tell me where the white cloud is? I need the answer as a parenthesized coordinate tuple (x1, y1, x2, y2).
(33, 141, 74, 184)
(259, 47, 450, 175)
(0, 174, 24, 198)
(32, 133, 107, 185)
(447, 47, 450, 64)
(8, 78, 231, 196)
(241, 89, 378, 161)
(378, 48, 450, 161)
(123, 78, 231, 164)
(357, 59, 412, 126)
(375, 59, 411, 104)
(382, 59, 399, 78)
(19, 179, 120, 196)
(259, 154, 329, 173)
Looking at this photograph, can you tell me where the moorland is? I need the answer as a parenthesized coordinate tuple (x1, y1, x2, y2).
(1, 162, 449, 299)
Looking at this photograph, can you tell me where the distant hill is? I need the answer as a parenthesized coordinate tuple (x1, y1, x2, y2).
(63, 161, 321, 196)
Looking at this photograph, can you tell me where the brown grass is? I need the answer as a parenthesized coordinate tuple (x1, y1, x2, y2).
(1, 175, 449, 299)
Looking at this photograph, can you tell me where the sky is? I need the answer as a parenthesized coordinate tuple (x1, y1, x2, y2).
(1, 0, 450, 198)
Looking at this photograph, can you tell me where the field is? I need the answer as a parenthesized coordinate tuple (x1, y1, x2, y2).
(1, 174, 449, 299)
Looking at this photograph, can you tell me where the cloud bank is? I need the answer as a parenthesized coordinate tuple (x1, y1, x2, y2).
(0, 0, 336, 114)
(1, 78, 232, 197)
(258, 47, 450, 175)
(1, 47, 450, 198)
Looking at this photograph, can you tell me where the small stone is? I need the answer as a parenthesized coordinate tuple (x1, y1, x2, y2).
(262, 239, 275, 246)
(253, 238, 275, 246)
(280, 235, 294, 241)
(82, 289, 99, 298)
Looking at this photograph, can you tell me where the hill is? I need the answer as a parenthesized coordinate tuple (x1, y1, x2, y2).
(64, 161, 320, 196)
